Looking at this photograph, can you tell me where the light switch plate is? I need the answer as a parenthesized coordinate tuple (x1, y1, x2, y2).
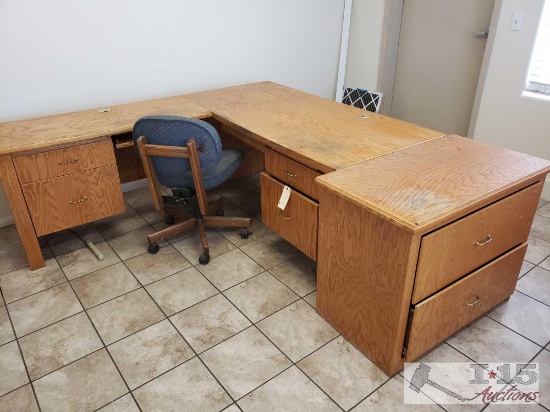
(510, 11, 524, 31)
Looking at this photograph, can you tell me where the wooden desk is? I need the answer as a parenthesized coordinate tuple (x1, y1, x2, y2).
(1, 81, 549, 376)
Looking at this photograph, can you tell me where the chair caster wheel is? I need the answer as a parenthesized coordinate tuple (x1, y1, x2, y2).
(148, 243, 160, 254)
(199, 253, 210, 264)
(216, 209, 225, 216)
(240, 228, 249, 239)
(165, 215, 174, 225)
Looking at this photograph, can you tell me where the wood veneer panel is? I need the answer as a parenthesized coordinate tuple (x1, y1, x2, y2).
(22, 165, 125, 236)
(216, 122, 265, 180)
(407, 244, 527, 361)
(316, 186, 419, 376)
(316, 135, 550, 233)
(0, 155, 45, 269)
(114, 145, 146, 184)
(188, 81, 443, 172)
(265, 147, 321, 200)
(13, 139, 116, 184)
(0, 97, 210, 156)
(261, 173, 318, 260)
(412, 182, 541, 303)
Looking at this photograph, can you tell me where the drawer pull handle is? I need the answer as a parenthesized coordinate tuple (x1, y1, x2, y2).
(284, 170, 297, 180)
(68, 196, 88, 204)
(464, 295, 482, 306)
(58, 158, 79, 165)
(474, 235, 492, 246)
(279, 211, 293, 220)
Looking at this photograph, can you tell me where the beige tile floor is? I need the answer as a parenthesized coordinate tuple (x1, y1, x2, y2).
(0, 176, 549, 411)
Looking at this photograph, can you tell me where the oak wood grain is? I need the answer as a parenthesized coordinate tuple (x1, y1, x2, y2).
(316, 185, 419, 376)
(261, 173, 318, 260)
(406, 244, 527, 361)
(137, 136, 164, 210)
(114, 145, 146, 184)
(214, 121, 265, 180)
(0, 155, 45, 269)
(0, 96, 211, 156)
(316, 135, 550, 233)
(188, 81, 443, 172)
(265, 147, 322, 200)
(412, 182, 542, 303)
(21, 164, 125, 236)
(13, 139, 116, 184)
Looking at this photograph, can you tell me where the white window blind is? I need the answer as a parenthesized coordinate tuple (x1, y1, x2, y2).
(527, 0, 550, 95)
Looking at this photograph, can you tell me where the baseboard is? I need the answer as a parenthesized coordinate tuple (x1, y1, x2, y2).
(0, 215, 15, 228)
(121, 179, 149, 193)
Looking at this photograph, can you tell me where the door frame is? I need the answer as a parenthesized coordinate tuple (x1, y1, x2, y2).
(379, 0, 499, 120)
(377, 0, 404, 116)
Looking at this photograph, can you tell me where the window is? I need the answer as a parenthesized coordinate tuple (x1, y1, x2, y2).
(526, 0, 550, 95)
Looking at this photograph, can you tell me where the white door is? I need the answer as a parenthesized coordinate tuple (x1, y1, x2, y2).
(390, 0, 495, 136)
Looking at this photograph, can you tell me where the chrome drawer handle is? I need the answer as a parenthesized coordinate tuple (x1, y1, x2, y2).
(68, 196, 88, 204)
(474, 235, 492, 246)
(284, 170, 297, 180)
(58, 158, 79, 165)
(464, 295, 482, 306)
(279, 211, 293, 220)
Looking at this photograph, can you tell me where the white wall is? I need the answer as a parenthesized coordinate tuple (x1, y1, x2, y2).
(0, 0, 345, 224)
(470, 0, 550, 199)
(344, 0, 387, 92)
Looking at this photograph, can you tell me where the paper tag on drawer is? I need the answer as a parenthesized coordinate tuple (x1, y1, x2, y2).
(278, 185, 291, 210)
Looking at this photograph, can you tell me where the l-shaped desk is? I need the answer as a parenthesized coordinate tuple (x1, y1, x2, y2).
(1, 81, 549, 375)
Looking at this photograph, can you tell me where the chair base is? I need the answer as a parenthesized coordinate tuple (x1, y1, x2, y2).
(146, 193, 251, 264)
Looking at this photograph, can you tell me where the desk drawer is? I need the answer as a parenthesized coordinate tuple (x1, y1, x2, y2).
(412, 182, 541, 303)
(22, 165, 125, 236)
(261, 172, 318, 260)
(14, 139, 116, 184)
(265, 147, 322, 200)
(406, 243, 526, 361)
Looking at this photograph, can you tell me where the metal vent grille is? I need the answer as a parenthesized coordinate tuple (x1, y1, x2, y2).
(342, 87, 383, 113)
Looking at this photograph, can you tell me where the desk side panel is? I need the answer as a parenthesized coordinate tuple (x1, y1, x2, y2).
(316, 186, 419, 376)
(0, 155, 45, 269)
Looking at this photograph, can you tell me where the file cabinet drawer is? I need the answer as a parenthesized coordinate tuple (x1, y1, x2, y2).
(265, 147, 322, 200)
(412, 182, 541, 303)
(14, 139, 116, 184)
(406, 244, 527, 361)
(261, 172, 318, 260)
(22, 164, 125, 236)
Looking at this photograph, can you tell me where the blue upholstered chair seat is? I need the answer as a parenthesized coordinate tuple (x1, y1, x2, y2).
(133, 115, 244, 191)
(155, 149, 243, 191)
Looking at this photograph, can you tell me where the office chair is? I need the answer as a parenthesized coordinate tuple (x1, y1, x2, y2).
(342, 86, 383, 114)
(133, 115, 251, 264)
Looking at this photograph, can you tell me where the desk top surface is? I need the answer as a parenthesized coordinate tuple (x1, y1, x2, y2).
(187, 82, 443, 172)
(0, 96, 211, 156)
(317, 135, 550, 233)
(0, 81, 443, 173)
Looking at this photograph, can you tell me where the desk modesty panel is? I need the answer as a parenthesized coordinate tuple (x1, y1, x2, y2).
(1, 82, 549, 376)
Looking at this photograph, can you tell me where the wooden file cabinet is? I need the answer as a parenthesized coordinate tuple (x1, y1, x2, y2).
(316, 135, 550, 376)
(262, 148, 322, 260)
(13, 138, 125, 237)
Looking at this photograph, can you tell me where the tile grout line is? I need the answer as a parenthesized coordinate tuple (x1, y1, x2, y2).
(192, 257, 348, 409)
(111, 245, 238, 408)
(53, 253, 144, 412)
(5, 218, 343, 408)
(514, 289, 550, 309)
(163, 239, 348, 409)
(0, 288, 43, 412)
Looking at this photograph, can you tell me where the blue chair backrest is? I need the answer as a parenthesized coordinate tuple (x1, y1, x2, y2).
(133, 116, 222, 186)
